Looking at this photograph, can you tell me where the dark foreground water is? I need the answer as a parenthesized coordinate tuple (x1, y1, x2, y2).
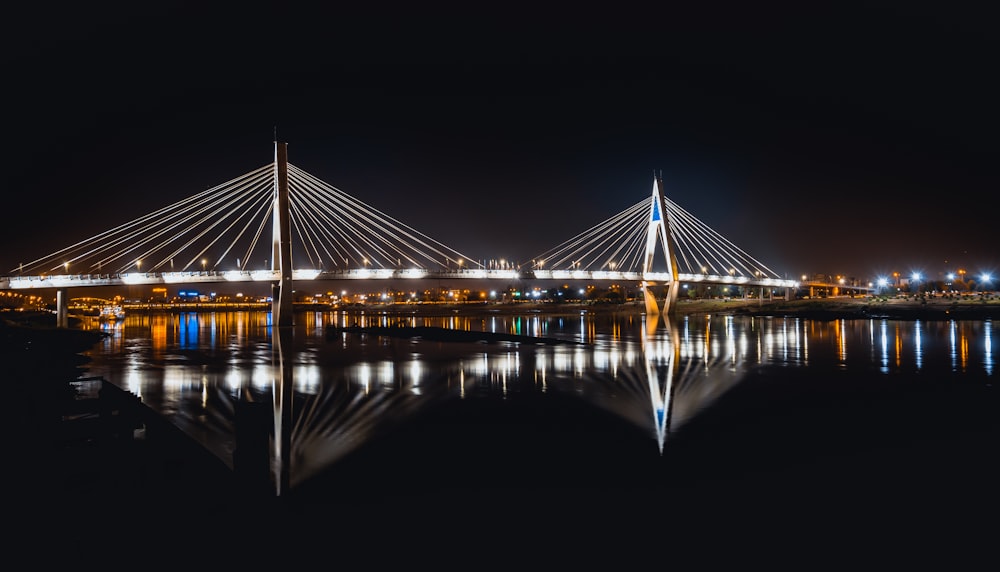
(68, 309, 1000, 563)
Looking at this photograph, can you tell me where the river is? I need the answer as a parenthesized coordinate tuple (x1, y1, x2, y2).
(73, 308, 1000, 563)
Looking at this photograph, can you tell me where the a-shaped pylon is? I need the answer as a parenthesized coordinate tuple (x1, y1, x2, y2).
(642, 174, 680, 317)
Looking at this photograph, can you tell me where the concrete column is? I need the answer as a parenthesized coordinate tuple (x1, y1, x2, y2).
(56, 289, 68, 328)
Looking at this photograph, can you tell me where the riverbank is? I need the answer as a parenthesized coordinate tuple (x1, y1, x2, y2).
(322, 295, 1000, 320)
(9, 295, 999, 325)
(680, 295, 1000, 320)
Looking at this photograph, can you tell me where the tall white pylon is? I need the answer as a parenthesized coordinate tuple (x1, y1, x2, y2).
(642, 174, 680, 317)
(272, 141, 294, 327)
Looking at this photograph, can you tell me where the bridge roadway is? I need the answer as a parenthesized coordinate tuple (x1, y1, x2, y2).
(1, 269, 801, 290)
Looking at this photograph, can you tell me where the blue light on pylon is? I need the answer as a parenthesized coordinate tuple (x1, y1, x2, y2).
(651, 199, 662, 222)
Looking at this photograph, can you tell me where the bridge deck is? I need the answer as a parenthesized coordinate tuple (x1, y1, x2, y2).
(1, 270, 801, 289)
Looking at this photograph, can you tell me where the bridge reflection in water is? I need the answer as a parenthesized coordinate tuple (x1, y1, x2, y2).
(90, 310, 796, 495)
(84, 309, 997, 497)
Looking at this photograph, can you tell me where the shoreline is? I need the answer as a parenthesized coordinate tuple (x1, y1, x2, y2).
(6, 295, 1000, 328)
(686, 296, 1000, 321)
(315, 296, 1000, 321)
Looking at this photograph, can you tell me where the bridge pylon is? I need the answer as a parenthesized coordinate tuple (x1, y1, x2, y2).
(272, 141, 294, 327)
(642, 174, 680, 317)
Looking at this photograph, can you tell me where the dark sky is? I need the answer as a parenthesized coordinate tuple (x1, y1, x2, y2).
(3, 5, 998, 284)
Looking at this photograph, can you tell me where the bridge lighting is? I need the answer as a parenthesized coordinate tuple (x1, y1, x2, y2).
(202, 259, 207, 272)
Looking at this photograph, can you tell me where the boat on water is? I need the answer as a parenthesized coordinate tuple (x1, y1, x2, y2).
(98, 304, 125, 321)
(66, 297, 125, 321)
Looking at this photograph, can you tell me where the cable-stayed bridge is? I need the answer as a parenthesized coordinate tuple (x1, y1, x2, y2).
(1, 142, 799, 323)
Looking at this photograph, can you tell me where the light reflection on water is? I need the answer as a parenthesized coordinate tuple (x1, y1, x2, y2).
(82, 311, 996, 494)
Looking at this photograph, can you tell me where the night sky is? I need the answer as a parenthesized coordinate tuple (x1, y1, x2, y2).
(4, 6, 997, 285)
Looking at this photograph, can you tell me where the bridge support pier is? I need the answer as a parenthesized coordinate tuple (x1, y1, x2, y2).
(663, 282, 679, 316)
(642, 281, 680, 318)
(272, 141, 294, 328)
(643, 282, 660, 316)
(56, 289, 68, 328)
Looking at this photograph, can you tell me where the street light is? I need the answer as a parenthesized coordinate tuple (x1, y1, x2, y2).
(201, 259, 207, 272)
